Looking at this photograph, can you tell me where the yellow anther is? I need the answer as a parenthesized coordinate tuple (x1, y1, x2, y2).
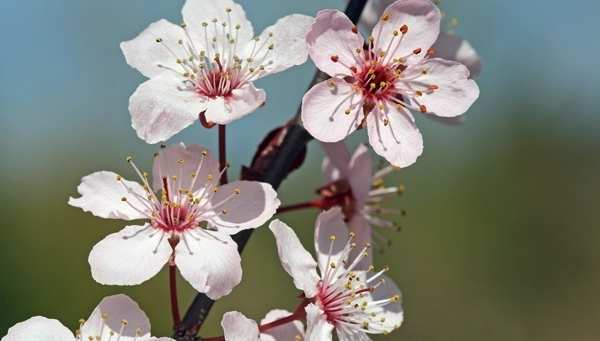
(155, 38, 163, 43)
(116, 175, 122, 181)
(121, 197, 127, 202)
(329, 235, 336, 241)
(234, 188, 241, 195)
(126, 156, 133, 162)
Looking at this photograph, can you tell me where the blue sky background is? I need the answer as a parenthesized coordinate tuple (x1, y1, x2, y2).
(1, 1, 599, 340)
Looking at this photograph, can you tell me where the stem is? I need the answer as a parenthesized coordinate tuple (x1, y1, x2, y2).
(218, 124, 228, 185)
(175, 1, 368, 339)
(169, 263, 181, 327)
(276, 200, 322, 214)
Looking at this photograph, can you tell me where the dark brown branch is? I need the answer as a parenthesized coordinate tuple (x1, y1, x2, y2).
(174, 1, 368, 339)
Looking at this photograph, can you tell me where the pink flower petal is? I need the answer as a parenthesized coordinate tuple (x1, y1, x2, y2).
(366, 106, 423, 168)
(88, 225, 171, 286)
(260, 310, 305, 341)
(152, 143, 219, 194)
(221, 311, 260, 341)
(313, 208, 351, 275)
(203, 83, 266, 125)
(129, 72, 205, 144)
(247, 14, 314, 79)
(269, 219, 320, 297)
(69, 171, 148, 221)
(301, 78, 364, 143)
(433, 32, 482, 78)
(373, 0, 441, 61)
(306, 9, 364, 78)
(321, 142, 352, 182)
(409, 58, 479, 117)
(80, 295, 151, 341)
(304, 304, 333, 341)
(120, 19, 185, 78)
(348, 144, 373, 205)
(2, 317, 75, 341)
(182, 0, 254, 48)
(174, 231, 242, 299)
(365, 274, 404, 332)
(206, 180, 280, 233)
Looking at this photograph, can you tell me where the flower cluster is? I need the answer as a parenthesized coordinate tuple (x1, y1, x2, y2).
(3, 0, 480, 340)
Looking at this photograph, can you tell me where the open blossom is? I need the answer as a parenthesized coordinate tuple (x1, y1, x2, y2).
(301, 0, 479, 167)
(220, 310, 304, 341)
(69, 143, 280, 299)
(269, 208, 404, 340)
(319, 142, 403, 268)
(121, 0, 313, 143)
(2, 294, 172, 341)
(357, 0, 481, 77)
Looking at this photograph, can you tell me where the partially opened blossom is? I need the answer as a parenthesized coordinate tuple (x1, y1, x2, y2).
(2, 294, 173, 341)
(355, 0, 481, 77)
(69, 143, 280, 299)
(220, 310, 304, 341)
(121, 0, 314, 143)
(301, 0, 479, 167)
(269, 208, 404, 340)
(318, 142, 403, 268)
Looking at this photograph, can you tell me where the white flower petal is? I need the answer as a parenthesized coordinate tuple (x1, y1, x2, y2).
(89, 224, 171, 286)
(69, 171, 148, 221)
(268, 219, 320, 297)
(367, 274, 404, 333)
(221, 311, 260, 341)
(203, 83, 266, 125)
(246, 14, 313, 79)
(348, 144, 373, 205)
(121, 19, 186, 78)
(433, 32, 481, 78)
(152, 143, 219, 193)
(129, 72, 205, 144)
(304, 304, 333, 341)
(207, 181, 280, 233)
(260, 309, 304, 341)
(306, 9, 364, 78)
(313, 207, 351, 275)
(366, 106, 423, 168)
(347, 215, 373, 271)
(80, 294, 151, 341)
(373, 0, 441, 61)
(1, 316, 74, 341)
(321, 142, 352, 182)
(408, 58, 479, 117)
(182, 0, 254, 48)
(301, 78, 364, 143)
(175, 230, 242, 299)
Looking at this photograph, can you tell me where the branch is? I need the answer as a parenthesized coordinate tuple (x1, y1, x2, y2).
(174, 1, 368, 339)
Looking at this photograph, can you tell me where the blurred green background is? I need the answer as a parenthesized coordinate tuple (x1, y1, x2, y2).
(1, 0, 599, 340)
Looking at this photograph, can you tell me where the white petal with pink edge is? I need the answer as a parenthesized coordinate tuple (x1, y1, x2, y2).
(321, 142, 352, 182)
(348, 144, 373, 205)
(203, 83, 266, 125)
(314, 207, 352, 275)
(174, 230, 242, 299)
(221, 311, 260, 341)
(433, 32, 482, 78)
(304, 304, 333, 341)
(88, 224, 171, 286)
(1, 316, 75, 341)
(302, 78, 364, 143)
(366, 105, 423, 168)
(129, 72, 206, 144)
(69, 171, 149, 220)
(372, 0, 441, 61)
(269, 219, 320, 297)
(306, 9, 364, 78)
(260, 309, 305, 341)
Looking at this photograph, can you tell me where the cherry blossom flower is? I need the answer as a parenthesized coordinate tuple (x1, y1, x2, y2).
(121, 0, 314, 143)
(269, 208, 404, 340)
(301, 0, 479, 167)
(220, 310, 304, 341)
(318, 142, 403, 269)
(68, 143, 280, 299)
(355, 0, 481, 77)
(1, 294, 173, 341)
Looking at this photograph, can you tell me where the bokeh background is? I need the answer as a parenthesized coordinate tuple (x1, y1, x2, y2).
(1, 0, 599, 340)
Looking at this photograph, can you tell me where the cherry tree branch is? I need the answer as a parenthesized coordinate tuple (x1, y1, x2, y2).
(174, 1, 368, 339)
